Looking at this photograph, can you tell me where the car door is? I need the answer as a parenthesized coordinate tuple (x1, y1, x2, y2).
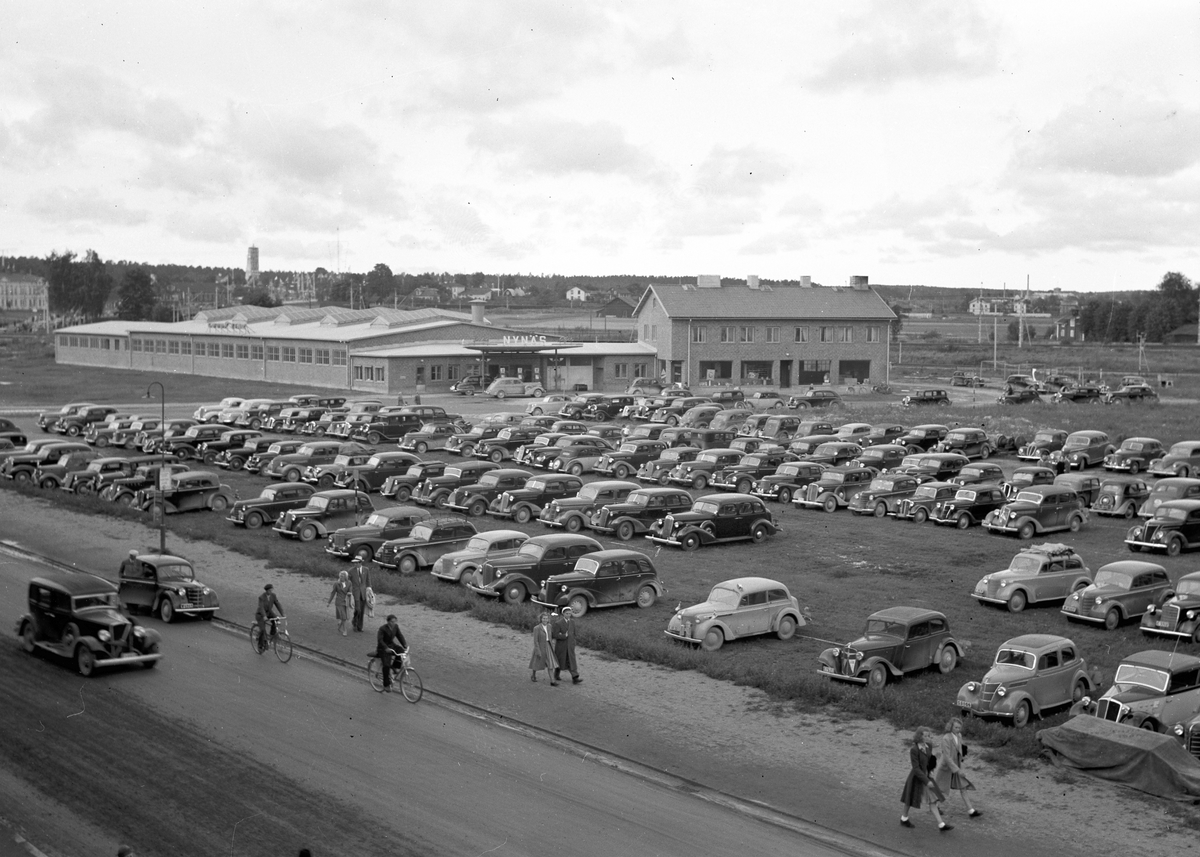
(591, 559, 624, 605)
(1035, 648, 1070, 707)
(536, 546, 570, 584)
(901, 620, 936, 670)
(1161, 665, 1200, 725)
(119, 559, 157, 613)
(730, 588, 773, 638)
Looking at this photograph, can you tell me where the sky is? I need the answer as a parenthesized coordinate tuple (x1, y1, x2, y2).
(2, 1, 1198, 292)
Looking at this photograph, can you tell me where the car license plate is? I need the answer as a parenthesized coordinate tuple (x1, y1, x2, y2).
(120, 651, 140, 658)
(1158, 621, 1171, 628)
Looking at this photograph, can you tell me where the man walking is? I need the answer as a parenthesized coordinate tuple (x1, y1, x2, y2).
(348, 560, 371, 632)
(551, 606, 582, 685)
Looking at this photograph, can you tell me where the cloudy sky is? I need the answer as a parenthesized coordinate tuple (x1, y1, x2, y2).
(3, 1, 1197, 292)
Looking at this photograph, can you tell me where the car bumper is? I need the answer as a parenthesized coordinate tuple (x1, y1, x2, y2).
(816, 667, 867, 684)
(465, 583, 501, 598)
(271, 526, 300, 538)
(793, 498, 829, 509)
(646, 535, 684, 548)
(663, 629, 702, 645)
(1124, 539, 1168, 552)
(324, 547, 352, 558)
(443, 503, 471, 513)
(1060, 606, 1105, 623)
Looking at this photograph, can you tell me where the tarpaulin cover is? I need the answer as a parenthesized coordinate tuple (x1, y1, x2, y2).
(1038, 715, 1200, 800)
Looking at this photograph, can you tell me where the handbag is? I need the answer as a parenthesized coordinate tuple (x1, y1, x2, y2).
(365, 586, 375, 618)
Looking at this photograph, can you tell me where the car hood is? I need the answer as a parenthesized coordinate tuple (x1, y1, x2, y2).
(286, 508, 324, 519)
(333, 524, 384, 539)
(1101, 686, 1163, 704)
(543, 571, 591, 588)
(845, 633, 902, 652)
(671, 598, 731, 619)
(980, 664, 1034, 684)
(1078, 584, 1131, 598)
(1161, 594, 1200, 610)
(78, 606, 132, 626)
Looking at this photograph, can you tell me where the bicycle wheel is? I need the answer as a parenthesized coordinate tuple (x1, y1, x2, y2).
(273, 632, 294, 663)
(249, 625, 265, 655)
(399, 668, 423, 703)
(367, 658, 385, 692)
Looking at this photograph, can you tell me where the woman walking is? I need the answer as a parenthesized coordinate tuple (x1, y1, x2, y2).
(900, 725, 951, 831)
(529, 612, 558, 685)
(934, 717, 981, 819)
(327, 570, 353, 636)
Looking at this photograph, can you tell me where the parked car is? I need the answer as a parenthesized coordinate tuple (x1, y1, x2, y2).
(525, 434, 605, 471)
(1091, 477, 1150, 519)
(469, 426, 543, 464)
(901, 389, 950, 407)
(787, 389, 844, 410)
(816, 607, 962, 688)
(450, 374, 486, 395)
(999, 388, 1044, 405)
(32, 448, 104, 489)
(679, 404, 724, 429)
(741, 390, 786, 411)
(1001, 465, 1058, 500)
(487, 473, 584, 524)
(626, 395, 673, 422)
(558, 393, 610, 420)
(666, 448, 744, 490)
(658, 427, 737, 451)
(648, 493, 777, 551)
(1061, 560, 1173, 629)
(892, 452, 971, 483)
(83, 413, 141, 447)
(331, 451, 421, 493)
(483, 377, 546, 399)
(194, 429, 264, 466)
(625, 377, 665, 396)
(380, 460, 446, 502)
(525, 394, 571, 415)
(193, 396, 246, 423)
(99, 462, 191, 505)
(971, 542, 1093, 612)
(1078, 650, 1200, 733)
(588, 487, 694, 541)
(949, 462, 1005, 487)
(788, 433, 840, 459)
(664, 576, 804, 651)
(1053, 472, 1103, 506)
(1103, 383, 1159, 405)
(591, 439, 668, 480)
(1149, 441, 1200, 479)
(547, 436, 618, 475)
(951, 371, 986, 387)
(1053, 383, 1104, 404)
(216, 436, 280, 472)
(984, 484, 1088, 539)
(325, 505, 431, 562)
(412, 460, 499, 508)
(1138, 477, 1200, 519)
(894, 481, 959, 523)
(2, 441, 89, 483)
(539, 480, 640, 532)
(272, 489, 376, 541)
(18, 572, 163, 676)
(137, 418, 199, 454)
(117, 553, 219, 622)
(134, 471, 235, 515)
(535, 549, 665, 616)
(160, 424, 230, 461)
(468, 533, 603, 603)
(430, 530, 530, 586)
(302, 449, 375, 490)
(261, 440, 357, 483)
(36, 402, 96, 433)
(1127, 500, 1200, 557)
(444, 469, 532, 517)
(636, 446, 701, 485)
(394, 422, 458, 455)
(227, 482, 318, 529)
(1047, 430, 1114, 471)
(60, 455, 160, 496)
(372, 517, 479, 574)
(957, 635, 1094, 727)
(708, 450, 794, 495)
(1104, 437, 1166, 475)
(853, 443, 908, 473)
(1018, 429, 1068, 461)
(751, 460, 827, 504)
(930, 483, 1008, 529)
(583, 395, 636, 421)
(844, 473, 922, 518)
(933, 428, 993, 460)
(1140, 570, 1200, 642)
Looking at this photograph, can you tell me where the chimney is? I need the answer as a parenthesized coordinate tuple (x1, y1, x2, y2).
(697, 274, 721, 289)
(799, 276, 812, 288)
(469, 299, 487, 326)
(747, 275, 760, 290)
(850, 275, 869, 291)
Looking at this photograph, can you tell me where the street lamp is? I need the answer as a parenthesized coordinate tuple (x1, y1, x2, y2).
(144, 381, 167, 555)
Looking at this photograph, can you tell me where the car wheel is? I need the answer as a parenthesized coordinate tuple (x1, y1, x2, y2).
(1167, 536, 1184, 557)
(12, 471, 30, 483)
(1128, 461, 1140, 474)
(77, 482, 97, 496)
(461, 445, 476, 457)
(1121, 503, 1136, 519)
(636, 585, 657, 609)
(751, 523, 769, 543)
(158, 598, 175, 623)
(1104, 607, 1122, 630)
(531, 407, 543, 416)
(39, 477, 56, 490)
(867, 664, 887, 689)
(368, 432, 383, 445)
(76, 646, 97, 677)
(495, 390, 507, 399)
(95, 436, 109, 448)
(568, 462, 584, 477)
(1179, 466, 1192, 479)
(1139, 718, 1163, 733)
(459, 568, 480, 587)
(201, 451, 217, 466)
(284, 469, 300, 482)
(432, 493, 448, 509)
(657, 472, 671, 486)
(298, 524, 318, 542)
(873, 502, 888, 518)
(412, 441, 428, 455)
(490, 449, 505, 463)
(956, 512, 972, 530)
(692, 474, 708, 490)
(822, 495, 838, 513)
(938, 398, 950, 406)
(563, 515, 584, 533)
(391, 485, 413, 502)
(776, 616, 797, 640)
(228, 457, 245, 472)
(568, 594, 589, 617)
(1017, 521, 1036, 540)
(700, 628, 724, 652)
(979, 445, 991, 460)
(399, 555, 418, 575)
(1072, 679, 1088, 704)
(1006, 590, 1028, 613)
(468, 499, 488, 517)
(681, 532, 701, 552)
(666, 416, 679, 427)
(532, 388, 546, 398)
(1129, 543, 1143, 553)
(21, 622, 35, 653)
(209, 494, 230, 512)
(352, 545, 374, 563)
(777, 487, 793, 504)
(614, 520, 636, 541)
(67, 425, 81, 437)
(1012, 700, 1032, 729)
(938, 646, 958, 674)
(913, 507, 929, 524)
(794, 402, 808, 410)
(512, 506, 533, 524)
(502, 583, 525, 604)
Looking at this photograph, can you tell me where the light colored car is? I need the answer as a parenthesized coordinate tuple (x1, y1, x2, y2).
(1149, 441, 1200, 479)
(1078, 650, 1200, 733)
(484, 378, 547, 399)
(525, 394, 571, 415)
(665, 577, 805, 651)
(957, 635, 1094, 727)
(430, 529, 529, 585)
(971, 543, 1093, 613)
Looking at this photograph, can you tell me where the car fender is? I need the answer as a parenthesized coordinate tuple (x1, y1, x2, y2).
(860, 656, 901, 679)
(497, 572, 538, 593)
(609, 515, 642, 532)
(772, 608, 804, 631)
(678, 524, 718, 545)
(1012, 515, 1041, 532)
(753, 517, 780, 535)
(995, 688, 1039, 718)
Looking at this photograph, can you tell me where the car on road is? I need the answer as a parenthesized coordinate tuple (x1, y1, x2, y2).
(18, 572, 164, 676)
(325, 505, 432, 562)
(1047, 430, 1114, 471)
(468, 533, 603, 604)
(483, 378, 546, 399)
(901, 389, 950, 407)
(647, 493, 778, 551)
(1126, 499, 1200, 557)
(817, 607, 962, 689)
(787, 389, 844, 410)
(1103, 437, 1165, 475)
(227, 482, 318, 529)
(971, 543, 1093, 612)
(1061, 560, 1173, 629)
(430, 530, 530, 586)
(117, 553, 219, 623)
(664, 576, 805, 651)
(525, 394, 571, 415)
(536, 549, 665, 617)
(957, 635, 1094, 727)
(1078, 650, 1200, 733)
(374, 517, 479, 574)
(984, 484, 1088, 539)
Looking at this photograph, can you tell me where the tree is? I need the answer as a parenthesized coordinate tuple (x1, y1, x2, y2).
(364, 263, 394, 306)
(44, 249, 114, 321)
(242, 289, 280, 308)
(889, 305, 904, 341)
(117, 269, 157, 320)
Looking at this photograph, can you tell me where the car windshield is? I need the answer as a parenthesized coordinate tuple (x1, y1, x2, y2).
(692, 500, 720, 515)
(863, 618, 907, 637)
(573, 558, 600, 578)
(1093, 569, 1133, 589)
(625, 492, 655, 507)
(156, 563, 196, 582)
(706, 585, 742, 608)
(911, 485, 940, 500)
(461, 535, 494, 551)
(1034, 432, 1059, 443)
(1121, 441, 1145, 452)
(947, 432, 970, 442)
(1112, 663, 1169, 694)
(73, 592, 119, 609)
(1176, 578, 1200, 598)
(1153, 507, 1189, 523)
(663, 449, 692, 462)
(994, 648, 1035, 669)
(517, 542, 546, 560)
(307, 496, 331, 511)
(820, 472, 846, 485)
(954, 490, 978, 501)
(1012, 472, 1040, 485)
(1149, 483, 1184, 498)
(365, 513, 398, 527)
(870, 479, 899, 491)
(1063, 435, 1091, 449)
(1014, 491, 1045, 504)
(408, 523, 435, 540)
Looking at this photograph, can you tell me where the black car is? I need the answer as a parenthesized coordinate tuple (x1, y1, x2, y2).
(647, 493, 778, 551)
(1127, 500, 1200, 557)
(412, 461, 499, 508)
(751, 460, 827, 504)
(709, 450, 794, 495)
(583, 395, 636, 421)
(487, 473, 585, 524)
(118, 553, 219, 623)
(593, 439, 669, 480)
(380, 460, 448, 502)
(197, 429, 265, 466)
(536, 549, 665, 616)
(473, 426, 546, 463)
(589, 487, 694, 541)
(444, 469, 533, 517)
(227, 482, 318, 529)
(930, 483, 1008, 529)
(468, 534, 603, 604)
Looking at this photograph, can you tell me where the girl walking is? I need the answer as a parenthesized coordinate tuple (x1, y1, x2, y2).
(900, 725, 951, 831)
(327, 570, 353, 636)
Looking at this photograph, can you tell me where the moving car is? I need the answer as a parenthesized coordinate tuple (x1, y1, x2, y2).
(118, 553, 220, 623)
(957, 635, 1093, 727)
(816, 607, 962, 689)
(665, 577, 805, 651)
(971, 543, 1093, 613)
(1061, 560, 1173, 629)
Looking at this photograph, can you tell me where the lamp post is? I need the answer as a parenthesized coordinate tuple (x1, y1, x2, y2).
(144, 382, 167, 555)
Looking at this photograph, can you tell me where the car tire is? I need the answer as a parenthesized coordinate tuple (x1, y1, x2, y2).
(1072, 679, 1088, 704)
(692, 474, 708, 490)
(398, 555, 419, 575)
(568, 594, 589, 617)
(1167, 537, 1184, 557)
(1104, 607, 1122, 630)
(956, 512, 972, 530)
(1006, 590, 1028, 613)
(228, 457, 245, 472)
(867, 664, 887, 689)
(202, 452, 218, 466)
(432, 494, 448, 510)
(681, 532, 701, 552)
(284, 469, 300, 482)
(822, 495, 838, 513)
(913, 507, 929, 524)
(776, 616, 797, 641)
(777, 487, 793, 504)
(95, 436, 109, 448)
(468, 499, 488, 517)
(635, 585, 656, 609)
(1012, 700, 1032, 729)
(615, 521, 636, 542)
(495, 390, 507, 399)
(751, 523, 769, 543)
(513, 506, 533, 524)
(368, 432, 383, 445)
(568, 462, 584, 477)
(1139, 718, 1162, 733)
(21, 622, 35, 653)
(209, 495, 230, 513)
(414, 441, 429, 455)
(873, 502, 888, 518)
(76, 645, 97, 677)
(980, 445, 991, 459)
(298, 524, 318, 542)
(531, 407, 543, 416)
(1017, 521, 1036, 540)
(502, 583, 525, 604)
(1128, 543, 1143, 553)
(657, 472, 671, 486)
(39, 477, 56, 490)
(532, 388, 546, 398)
(489, 449, 505, 463)
(1128, 461, 1140, 474)
(158, 598, 175, 623)
(938, 646, 958, 674)
(700, 628, 724, 652)
(666, 416, 679, 427)
(352, 545, 374, 563)
(12, 471, 30, 483)
(1122, 504, 1136, 519)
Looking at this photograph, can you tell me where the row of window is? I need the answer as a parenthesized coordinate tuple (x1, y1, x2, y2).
(612, 363, 650, 380)
(688, 325, 883, 344)
(121, 338, 347, 365)
(60, 335, 121, 350)
(354, 365, 386, 382)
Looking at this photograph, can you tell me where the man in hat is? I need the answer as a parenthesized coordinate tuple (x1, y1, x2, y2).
(551, 605, 581, 685)
(118, 549, 140, 578)
(255, 584, 283, 653)
(347, 559, 371, 632)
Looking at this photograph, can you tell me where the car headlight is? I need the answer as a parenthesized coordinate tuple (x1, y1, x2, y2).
(98, 629, 111, 642)
(1146, 605, 1157, 615)
(966, 682, 978, 692)
(1174, 723, 1186, 737)
(1188, 610, 1197, 620)
(1080, 695, 1091, 706)
(1094, 596, 1104, 605)
(996, 686, 1007, 697)
(831, 647, 840, 657)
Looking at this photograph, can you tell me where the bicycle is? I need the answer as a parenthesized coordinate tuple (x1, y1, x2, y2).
(250, 616, 293, 663)
(367, 650, 423, 702)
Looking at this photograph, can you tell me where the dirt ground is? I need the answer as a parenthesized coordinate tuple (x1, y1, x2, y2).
(1, 495, 1197, 857)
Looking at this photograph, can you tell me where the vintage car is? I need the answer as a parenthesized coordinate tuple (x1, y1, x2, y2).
(804, 441, 863, 468)
(450, 374, 486, 395)
(136, 418, 199, 454)
(1062, 560, 1173, 629)
(525, 394, 571, 415)
(957, 635, 1094, 727)
(32, 448, 104, 489)
(626, 395, 674, 422)
(99, 462, 191, 505)
(482, 377, 547, 399)
(487, 473, 585, 524)
(1001, 465, 1058, 500)
(794, 465, 876, 512)
(930, 483, 1008, 529)
(1127, 499, 1200, 556)
(262, 441, 365, 483)
(649, 396, 715, 427)
(665, 448, 743, 490)
(729, 435, 783, 457)
(227, 482, 317, 529)
(535, 549, 665, 616)
(1048, 430, 1115, 471)
(1091, 477, 1151, 519)
(512, 431, 569, 465)
(233, 400, 292, 430)
(547, 436, 618, 475)
(588, 487, 694, 541)
(443, 469, 532, 517)
(392, 422, 457, 455)
(558, 393, 611, 420)
(1104, 437, 1166, 475)
(272, 489, 376, 541)
(647, 493, 777, 551)
(949, 462, 1005, 486)
(984, 485, 1088, 539)
(215, 436, 277, 472)
(787, 389, 844, 410)
(951, 371, 986, 388)
(1078, 650, 1200, 733)
(834, 422, 873, 442)
(380, 460, 447, 502)
(751, 460, 827, 504)
(325, 505, 431, 562)
(999, 388, 1044, 405)
(1052, 383, 1104, 404)
(752, 414, 807, 442)
(656, 427, 736, 451)
(853, 443, 908, 473)
(859, 424, 905, 447)
(592, 439, 669, 480)
(472, 426, 544, 463)
(1138, 477, 1200, 519)
(18, 572, 164, 676)
(618, 423, 667, 442)
(582, 395, 636, 421)
(1017, 429, 1068, 461)
(1149, 441, 1200, 478)
(636, 445, 702, 485)
(443, 424, 506, 457)
(193, 430, 264, 466)
(847, 474, 922, 517)
(525, 434, 605, 470)
(348, 413, 425, 446)
(412, 460, 499, 508)
(787, 433, 840, 458)
(83, 413, 142, 447)
(739, 390, 785, 411)
(331, 451, 422, 493)
(1141, 571, 1200, 642)
(373, 517, 479, 574)
(1053, 472, 1103, 506)
(896, 424, 949, 454)
(664, 576, 804, 651)
(892, 452, 971, 483)
(893, 481, 959, 523)
(816, 607, 962, 688)
(429, 530, 529, 586)
(933, 427, 993, 460)
(539, 480, 640, 532)
(134, 471, 236, 515)
(36, 402, 97, 433)
(901, 389, 951, 407)
(2, 441, 90, 483)
(708, 450, 793, 495)
(60, 455, 160, 496)
(469, 533, 603, 603)
(162, 424, 231, 460)
(972, 543, 1093, 612)
(267, 406, 325, 433)
(737, 414, 772, 438)
(678, 404, 724, 429)
(301, 449, 375, 490)
(1103, 383, 1159, 405)
(117, 553, 219, 622)
(193, 396, 246, 423)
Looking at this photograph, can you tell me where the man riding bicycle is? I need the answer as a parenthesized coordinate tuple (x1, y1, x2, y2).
(376, 614, 408, 692)
(255, 584, 283, 652)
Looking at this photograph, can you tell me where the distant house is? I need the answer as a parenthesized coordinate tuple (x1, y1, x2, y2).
(411, 287, 441, 305)
(595, 295, 637, 318)
(1165, 323, 1199, 345)
(565, 287, 590, 302)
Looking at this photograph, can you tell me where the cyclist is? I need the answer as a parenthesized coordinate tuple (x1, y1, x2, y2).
(376, 614, 408, 693)
(255, 584, 283, 653)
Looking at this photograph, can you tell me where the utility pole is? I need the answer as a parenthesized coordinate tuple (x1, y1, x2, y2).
(977, 286, 983, 344)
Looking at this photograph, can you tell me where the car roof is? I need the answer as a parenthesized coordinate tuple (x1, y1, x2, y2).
(1097, 560, 1167, 575)
(1157, 499, 1200, 511)
(375, 505, 428, 517)
(1121, 650, 1200, 671)
(525, 533, 603, 547)
(1000, 634, 1075, 651)
(868, 606, 946, 622)
(701, 492, 762, 502)
(313, 489, 368, 499)
(709, 576, 787, 592)
(30, 572, 117, 595)
(582, 548, 655, 562)
(132, 553, 193, 565)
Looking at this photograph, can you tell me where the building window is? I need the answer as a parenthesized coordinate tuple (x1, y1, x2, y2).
(866, 326, 881, 343)
(819, 327, 833, 343)
(738, 326, 753, 343)
(131, 337, 142, 352)
(802, 359, 831, 373)
(168, 340, 180, 355)
(298, 348, 313, 364)
(794, 326, 809, 343)
(651, 324, 658, 341)
(698, 360, 733, 382)
(250, 344, 263, 360)
(315, 349, 330, 365)
(839, 326, 852, 343)
(102, 338, 111, 350)
(765, 326, 780, 343)
(208, 342, 221, 358)
(282, 346, 296, 362)
(221, 343, 234, 359)
(90, 336, 99, 349)
(180, 340, 191, 355)
(720, 326, 735, 343)
(156, 339, 167, 353)
(353, 365, 363, 380)
(415, 366, 425, 385)
(375, 366, 385, 382)
(614, 363, 629, 379)
(429, 365, 443, 381)
(691, 326, 707, 343)
(633, 362, 647, 377)
(266, 345, 280, 361)
(448, 365, 460, 381)
(332, 349, 347, 366)
(236, 343, 249, 360)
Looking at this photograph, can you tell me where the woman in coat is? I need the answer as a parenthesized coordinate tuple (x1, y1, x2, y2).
(327, 570, 353, 636)
(933, 717, 980, 818)
(900, 725, 951, 830)
(529, 612, 559, 685)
